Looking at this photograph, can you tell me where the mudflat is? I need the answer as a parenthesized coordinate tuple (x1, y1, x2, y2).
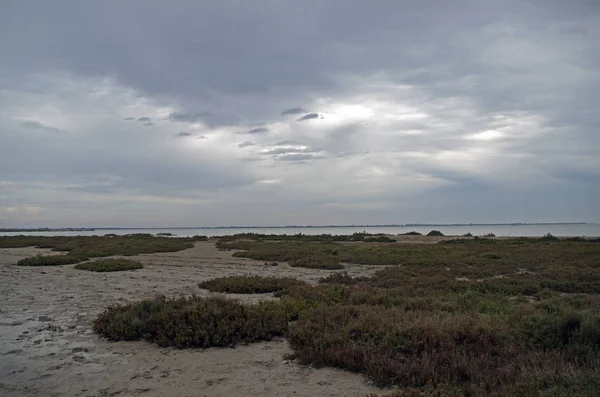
(0, 242, 383, 397)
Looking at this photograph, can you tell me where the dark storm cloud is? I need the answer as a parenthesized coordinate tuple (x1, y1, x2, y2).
(282, 108, 308, 115)
(246, 127, 269, 134)
(137, 117, 151, 122)
(173, 132, 193, 137)
(297, 113, 319, 121)
(169, 112, 212, 123)
(20, 120, 63, 133)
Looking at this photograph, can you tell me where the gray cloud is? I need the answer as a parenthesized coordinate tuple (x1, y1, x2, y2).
(137, 117, 151, 122)
(0, 0, 597, 226)
(123, 117, 135, 121)
(261, 147, 316, 156)
(278, 153, 322, 162)
(246, 127, 269, 134)
(169, 112, 212, 123)
(20, 120, 63, 133)
(297, 113, 319, 121)
(174, 132, 193, 137)
(143, 122, 154, 126)
(282, 108, 308, 115)
(237, 141, 255, 148)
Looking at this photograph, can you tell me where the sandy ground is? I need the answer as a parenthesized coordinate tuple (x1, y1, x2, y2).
(0, 242, 386, 397)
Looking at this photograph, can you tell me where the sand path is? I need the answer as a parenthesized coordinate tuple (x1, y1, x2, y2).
(0, 242, 385, 397)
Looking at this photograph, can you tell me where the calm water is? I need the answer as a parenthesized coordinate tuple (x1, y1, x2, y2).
(1, 224, 599, 237)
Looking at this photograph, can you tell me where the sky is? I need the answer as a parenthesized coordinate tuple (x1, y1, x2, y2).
(0, 0, 599, 227)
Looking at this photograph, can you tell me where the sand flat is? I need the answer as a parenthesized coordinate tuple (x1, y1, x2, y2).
(0, 242, 384, 397)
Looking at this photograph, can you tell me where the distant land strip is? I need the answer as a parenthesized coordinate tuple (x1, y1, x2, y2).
(0, 222, 588, 232)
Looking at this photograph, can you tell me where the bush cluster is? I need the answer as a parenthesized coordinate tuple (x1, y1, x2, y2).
(91, 236, 600, 395)
(93, 296, 291, 348)
(1, 235, 194, 258)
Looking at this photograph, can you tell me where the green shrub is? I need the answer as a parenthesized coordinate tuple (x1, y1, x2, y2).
(539, 233, 560, 242)
(198, 275, 307, 294)
(93, 296, 290, 348)
(364, 236, 397, 242)
(426, 230, 444, 236)
(400, 231, 422, 236)
(17, 255, 82, 266)
(74, 259, 143, 272)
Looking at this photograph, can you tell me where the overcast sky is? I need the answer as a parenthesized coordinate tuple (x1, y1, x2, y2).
(1, 0, 598, 227)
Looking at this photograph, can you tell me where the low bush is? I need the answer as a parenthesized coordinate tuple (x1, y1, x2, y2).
(17, 254, 82, 266)
(540, 233, 560, 242)
(399, 231, 422, 236)
(93, 296, 290, 348)
(289, 256, 344, 270)
(287, 305, 595, 389)
(198, 275, 307, 294)
(426, 230, 444, 236)
(0, 235, 194, 258)
(319, 271, 361, 285)
(364, 236, 397, 242)
(75, 259, 143, 272)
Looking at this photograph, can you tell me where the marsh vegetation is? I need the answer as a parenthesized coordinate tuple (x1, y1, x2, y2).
(7, 233, 599, 395)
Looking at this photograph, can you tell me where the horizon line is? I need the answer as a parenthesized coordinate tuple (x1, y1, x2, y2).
(0, 222, 592, 231)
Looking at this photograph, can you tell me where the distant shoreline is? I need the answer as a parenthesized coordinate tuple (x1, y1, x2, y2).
(0, 222, 589, 232)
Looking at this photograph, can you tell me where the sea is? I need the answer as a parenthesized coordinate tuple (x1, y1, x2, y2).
(1, 224, 599, 237)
